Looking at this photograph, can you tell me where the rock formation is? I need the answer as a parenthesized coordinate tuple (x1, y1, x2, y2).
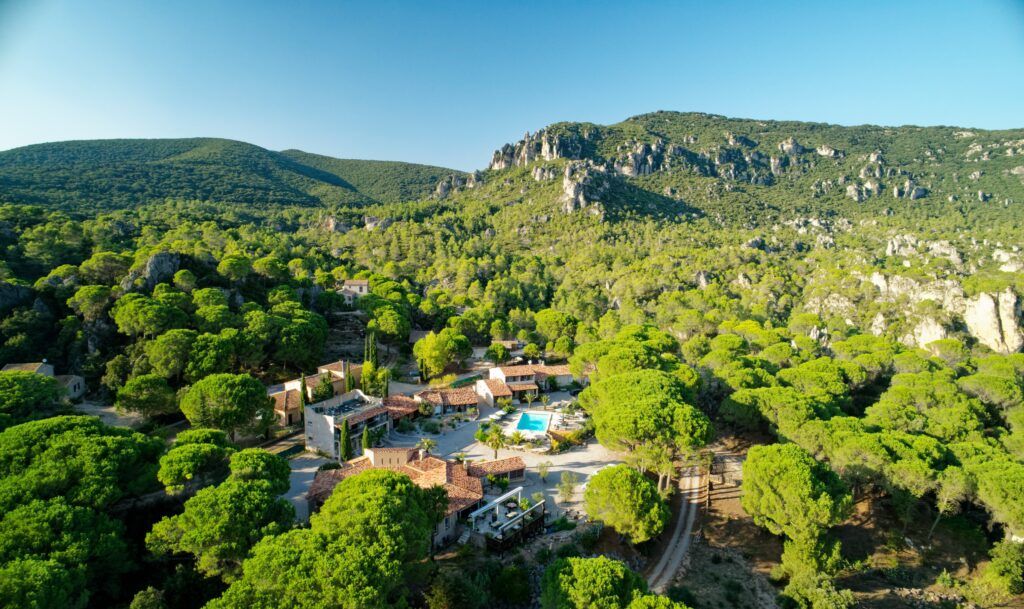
(120, 252, 180, 293)
(964, 289, 1024, 354)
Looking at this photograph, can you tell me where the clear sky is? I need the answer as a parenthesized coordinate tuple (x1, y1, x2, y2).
(1, 0, 1023, 170)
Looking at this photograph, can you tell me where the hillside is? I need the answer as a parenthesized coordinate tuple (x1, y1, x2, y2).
(472, 111, 1024, 223)
(0, 137, 460, 211)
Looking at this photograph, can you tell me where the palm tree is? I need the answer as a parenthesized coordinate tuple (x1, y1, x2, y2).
(484, 427, 506, 460)
(524, 392, 536, 409)
(496, 396, 513, 413)
(417, 437, 437, 455)
(539, 394, 551, 410)
(509, 430, 526, 446)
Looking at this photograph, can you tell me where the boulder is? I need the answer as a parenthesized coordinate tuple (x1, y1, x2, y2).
(816, 145, 842, 159)
(964, 289, 1024, 354)
(120, 252, 180, 293)
(778, 137, 804, 156)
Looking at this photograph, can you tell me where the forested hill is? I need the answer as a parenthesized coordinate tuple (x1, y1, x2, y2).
(474, 111, 1024, 223)
(0, 137, 460, 210)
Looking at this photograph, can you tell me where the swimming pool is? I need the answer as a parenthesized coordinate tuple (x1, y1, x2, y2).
(516, 411, 552, 433)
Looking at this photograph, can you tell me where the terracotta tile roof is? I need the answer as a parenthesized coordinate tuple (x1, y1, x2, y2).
(307, 451, 484, 516)
(481, 379, 512, 397)
(507, 382, 539, 392)
(493, 340, 520, 349)
(344, 279, 369, 286)
(384, 395, 419, 419)
(340, 405, 389, 427)
(1, 362, 49, 374)
(468, 456, 527, 477)
(55, 374, 82, 386)
(417, 386, 479, 407)
(497, 365, 537, 377)
(271, 389, 302, 413)
(535, 364, 571, 377)
(317, 361, 346, 373)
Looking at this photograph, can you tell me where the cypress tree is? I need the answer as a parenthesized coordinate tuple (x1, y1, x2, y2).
(299, 374, 308, 407)
(339, 418, 353, 460)
(361, 425, 371, 452)
(344, 361, 355, 392)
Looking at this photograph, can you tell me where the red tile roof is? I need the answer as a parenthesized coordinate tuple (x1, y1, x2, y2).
(468, 456, 527, 477)
(384, 395, 420, 419)
(507, 382, 539, 392)
(271, 389, 302, 413)
(1, 362, 49, 374)
(481, 379, 512, 397)
(416, 386, 479, 407)
(344, 279, 369, 286)
(535, 364, 571, 377)
(497, 365, 537, 377)
(340, 405, 389, 427)
(307, 451, 485, 516)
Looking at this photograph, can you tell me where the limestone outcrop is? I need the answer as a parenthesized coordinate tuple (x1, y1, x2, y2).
(964, 289, 1024, 354)
(120, 252, 180, 292)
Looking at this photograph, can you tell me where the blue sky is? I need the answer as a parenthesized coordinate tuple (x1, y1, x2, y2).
(1, 0, 1023, 170)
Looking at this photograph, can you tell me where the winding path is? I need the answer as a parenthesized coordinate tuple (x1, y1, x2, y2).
(647, 466, 702, 593)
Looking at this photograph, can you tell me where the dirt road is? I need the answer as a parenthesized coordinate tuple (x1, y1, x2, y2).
(646, 466, 702, 593)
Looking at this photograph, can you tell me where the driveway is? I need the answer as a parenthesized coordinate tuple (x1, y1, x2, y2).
(285, 454, 328, 522)
(75, 400, 144, 428)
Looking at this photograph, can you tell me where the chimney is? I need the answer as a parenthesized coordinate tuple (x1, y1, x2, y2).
(418, 448, 427, 461)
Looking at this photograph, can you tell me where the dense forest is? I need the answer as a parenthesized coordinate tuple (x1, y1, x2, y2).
(2, 111, 1024, 609)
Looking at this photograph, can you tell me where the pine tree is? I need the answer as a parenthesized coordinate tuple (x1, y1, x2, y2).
(361, 425, 371, 452)
(339, 418, 353, 460)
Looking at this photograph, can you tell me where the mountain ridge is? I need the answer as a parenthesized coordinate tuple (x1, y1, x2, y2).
(0, 137, 462, 211)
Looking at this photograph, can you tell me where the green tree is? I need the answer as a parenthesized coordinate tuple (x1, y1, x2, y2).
(541, 556, 646, 609)
(742, 443, 851, 541)
(485, 342, 511, 364)
(339, 418, 353, 461)
(413, 328, 471, 379)
(0, 371, 63, 429)
(158, 442, 231, 493)
(0, 497, 131, 605)
(66, 285, 112, 322)
(558, 471, 580, 504)
(217, 255, 252, 283)
(179, 374, 274, 440)
(361, 426, 371, 452)
(116, 374, 177, 418)
(145, 329, 198, 382)
(207, 469, 444, 608)
(147, 479, 293, 580)
(484, 426, 506, 459)
(172, 269, 197, 292)
(312, 374, 334, 402)
(584, 465, 668, 543)
(228, 449, 291, 495)
(417, 437, 437, 455)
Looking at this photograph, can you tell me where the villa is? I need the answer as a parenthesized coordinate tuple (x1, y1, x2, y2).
(475, 378, 513, 407)
(2, 362, 86, 400)
(414, 386, 480, 415)
(308, 447, 497, 546)
(270, 360, 361, 426)
(478, 363, 575, 403)
(338, 278, 370, 304)
(303, 389, 391, 459)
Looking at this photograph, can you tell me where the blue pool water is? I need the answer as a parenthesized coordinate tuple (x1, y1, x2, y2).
(517, 412, 551, 432)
